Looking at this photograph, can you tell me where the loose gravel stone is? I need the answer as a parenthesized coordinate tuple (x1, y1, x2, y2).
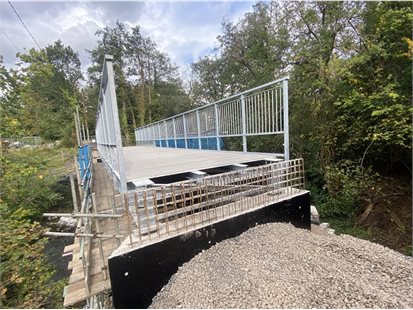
(150, 222, 413, 309)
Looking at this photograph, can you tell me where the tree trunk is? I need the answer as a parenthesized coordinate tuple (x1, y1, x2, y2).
(147, 63, 152, 123)
(138, 62, 146, 127)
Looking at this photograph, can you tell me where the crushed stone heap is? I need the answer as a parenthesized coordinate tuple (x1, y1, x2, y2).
(150, 222, 413, 309)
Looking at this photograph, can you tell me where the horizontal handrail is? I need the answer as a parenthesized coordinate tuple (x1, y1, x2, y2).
(44, 212, 123, 218)
(136, 77, 289, 129)
(135, 78, 289, 158)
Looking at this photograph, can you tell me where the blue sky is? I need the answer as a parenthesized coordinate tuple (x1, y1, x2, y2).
(0, 1, 255, 72)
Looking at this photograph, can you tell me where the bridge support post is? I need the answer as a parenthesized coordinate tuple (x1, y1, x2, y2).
(240, 94, 247, 152)
(214, 103, 220, 151)
(196, 110, 201, 150)
(283, 79, 289, 161)
(183, 114, 188, 149)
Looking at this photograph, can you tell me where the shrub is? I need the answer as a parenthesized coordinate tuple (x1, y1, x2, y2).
(0, 203, 64, 308)
(318, 161, 376, 218)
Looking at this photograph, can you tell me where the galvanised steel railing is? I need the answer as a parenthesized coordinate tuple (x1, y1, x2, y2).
(114, 158, 304, 248)
(95, 55, 127, 193)
(134, 78, 290, 160)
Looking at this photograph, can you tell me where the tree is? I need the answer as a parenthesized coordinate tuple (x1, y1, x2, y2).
(333, 2, 412, 174)
(4, 41, 83, 144)
(88, 21, 191, 143)
(88, 21, 133, 143)
(0, 56, 27, 138)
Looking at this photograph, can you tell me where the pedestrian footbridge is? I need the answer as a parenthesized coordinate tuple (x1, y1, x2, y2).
(45, 55, 310, 308)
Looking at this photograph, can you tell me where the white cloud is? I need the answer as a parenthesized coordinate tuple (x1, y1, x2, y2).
(1, 1, 254, 73)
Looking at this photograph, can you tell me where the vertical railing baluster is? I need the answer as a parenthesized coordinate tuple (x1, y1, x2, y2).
(180, 184, 189, 230)
(133, 192, 142, 244)
(172, 118, 177, 148)
(142, 191, 152, 241)
(170, 185, 180, 233)
(123, 194, 133, 247)
(160, 188, 170, 235)
(183, 114, 188, 149)
(196, 110, 201, 150)
(152, 189, 161, 239)
(240, 95, 247, 152)
(112, 195, 121, 247)
(283, 79, 289, 160)
(214, 104, 220, 151)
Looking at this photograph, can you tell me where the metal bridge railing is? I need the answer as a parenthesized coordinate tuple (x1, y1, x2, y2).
(95, 55, 127, 193)
(134, 78, 289, 160)
(114, 158, 304, 248)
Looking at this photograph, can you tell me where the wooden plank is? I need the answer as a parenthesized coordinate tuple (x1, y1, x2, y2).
(64, 242, 79, 253)
(64, 279, 111, 307)
(69, 264, 108, 284)
(68, 243, 117, 269)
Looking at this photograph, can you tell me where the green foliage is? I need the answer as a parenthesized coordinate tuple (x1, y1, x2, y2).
(0, 203, 64, 308)
(0, 147, 73, 308)
(317, 162, 376, 218)
(1, 41, 82, 144)
(0, 57, 27, 138)
(191, 1, 412, 228)
(333, 2, 412, 172)
(0, 148, 70, 220)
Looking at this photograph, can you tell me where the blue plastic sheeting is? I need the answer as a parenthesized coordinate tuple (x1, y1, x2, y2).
(201, 138, 219, 150)
(153, 138, 225, 151)
(176, 139, 186, 148)
(167, 139, 175, 147)
(187, 138, 199, 149)
(78, 144, 91, 180)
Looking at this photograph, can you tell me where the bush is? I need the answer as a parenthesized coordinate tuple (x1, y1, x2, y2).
(0, 203, 64, 308)
(317, 161, 377, 218)
(0, 148, 67, 220)
(0, 147, 73, 308)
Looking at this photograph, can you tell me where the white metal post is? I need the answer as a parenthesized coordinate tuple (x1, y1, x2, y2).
(76, 106, 83, 146)
(152, 126, 156, 147)
(283, 79, 289, 161)
(240, 95, 247, 152)
(74, 112, 80, 147)
(105, 55, 127, 193)
(196, 110, 201, 150)
(158, 123, 162, 147)
(214, 104, 221, 151)
(172, 118, 177, 148)
(183, 115, 188, 149)
(164, 121, 168, 148)
(81, 124, 86, 144)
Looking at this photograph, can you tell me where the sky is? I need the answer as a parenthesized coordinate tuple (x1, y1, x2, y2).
(0, 1, 255, 74)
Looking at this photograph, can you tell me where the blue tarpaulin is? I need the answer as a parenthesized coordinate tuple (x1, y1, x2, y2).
(153, 138, 225, 151)
(78, 144, 91, 180)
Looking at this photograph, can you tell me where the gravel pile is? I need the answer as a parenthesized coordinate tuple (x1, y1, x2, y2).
(150, 223, 413, 309)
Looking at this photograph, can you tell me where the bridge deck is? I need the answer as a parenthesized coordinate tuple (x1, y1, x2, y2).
(123, 146, 278, 182)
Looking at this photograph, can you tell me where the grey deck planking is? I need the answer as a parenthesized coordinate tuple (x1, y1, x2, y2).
(122, 146, 278, 182)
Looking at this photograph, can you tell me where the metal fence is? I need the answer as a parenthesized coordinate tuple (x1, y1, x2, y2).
(135, 78, 290, 160)
(114, 158, 304, 247)
(95, 55, 127, 193)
